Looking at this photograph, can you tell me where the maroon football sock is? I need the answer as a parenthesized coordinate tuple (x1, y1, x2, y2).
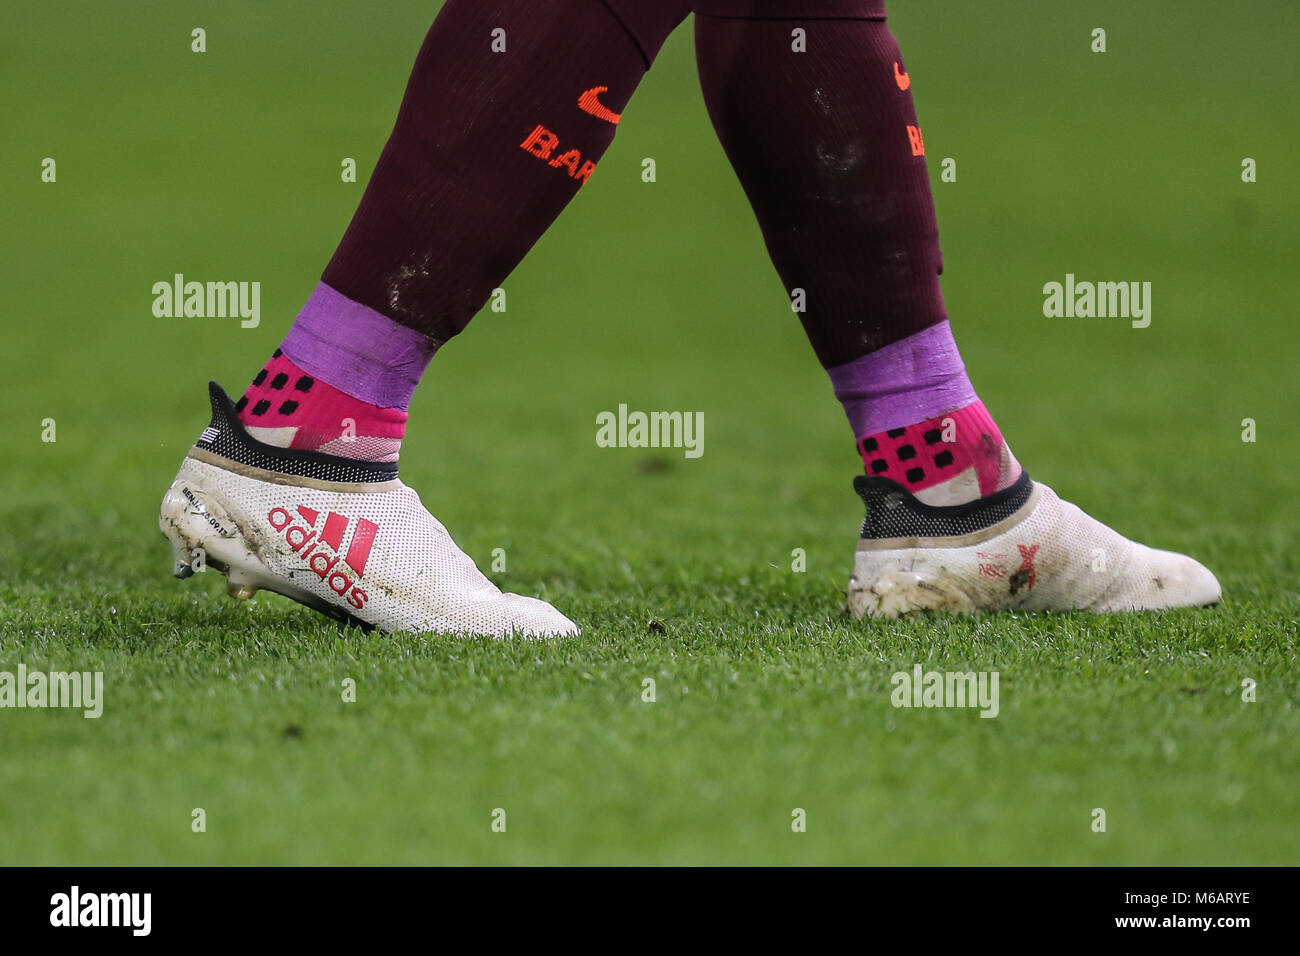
(694, 2, 1020, 500)
(320, 0, 690, 345)
(235, 0, 690, 461)
(694, 1, 946, 369)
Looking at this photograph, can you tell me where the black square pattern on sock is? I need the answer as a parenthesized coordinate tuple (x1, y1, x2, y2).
(252, 399, 270, 416)
(897, 444, 916, 461)
(861, 437, 878, 453)
(270, 372, 289, 390)
(278, 400, 299, 415)
(934, 450, 954, 468)
(295, 376, 314, 392)
(252, 369, 267, 386)
(906, 467, 925, 483)
(272, 348, 283, 358)
(871, 459, 889, 474)
(235, 396, 249, 413)
(886, 428, 906, 438)
(924, 428, 942, 445)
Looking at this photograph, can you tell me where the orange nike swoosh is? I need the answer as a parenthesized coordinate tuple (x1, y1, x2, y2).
(893, 62, 911, 91)
(578, 86, 621, 125)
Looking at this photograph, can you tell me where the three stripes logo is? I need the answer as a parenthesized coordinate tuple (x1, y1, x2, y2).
(1014, 544, 1040, 593)
(267, 505, 375, 609)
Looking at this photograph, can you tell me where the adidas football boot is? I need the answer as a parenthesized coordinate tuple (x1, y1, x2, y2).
(847, 471, 1221, 617)
(159, 383, 579, 637)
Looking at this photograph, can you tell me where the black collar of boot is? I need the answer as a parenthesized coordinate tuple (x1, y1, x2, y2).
(853, 470, 1034, 541)
(192, 381, 399, 484)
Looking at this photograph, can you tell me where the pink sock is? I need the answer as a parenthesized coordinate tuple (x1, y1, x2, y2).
(856, 399, 1020, 504)
(236, 350, 406, 462)
(829, 323, 1021, 505)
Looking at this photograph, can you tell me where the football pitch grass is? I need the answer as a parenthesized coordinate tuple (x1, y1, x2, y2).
(1, 0, 1296, 865)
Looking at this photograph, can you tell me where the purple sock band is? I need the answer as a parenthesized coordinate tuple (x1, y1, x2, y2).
(281, 282, 435, 410)
(827, 321, 976, 437)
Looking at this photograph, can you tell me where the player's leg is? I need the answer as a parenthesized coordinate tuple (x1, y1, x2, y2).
(241, 0, 689, 462)
(161, 0, 692, 636)
(693, 1, 1219, 614)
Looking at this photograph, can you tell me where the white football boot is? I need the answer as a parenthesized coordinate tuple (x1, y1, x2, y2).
(160, 383, 579, 637)
(847, 471, 1221, 617)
